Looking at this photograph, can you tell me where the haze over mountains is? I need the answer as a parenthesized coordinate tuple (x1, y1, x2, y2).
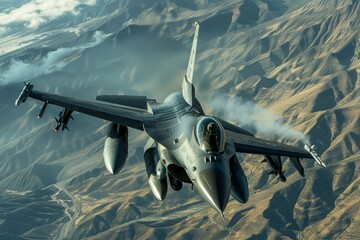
(0, 0, 359, 239)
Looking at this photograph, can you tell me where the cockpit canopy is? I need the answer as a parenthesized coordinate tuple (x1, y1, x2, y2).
(195, 116, 226, 153)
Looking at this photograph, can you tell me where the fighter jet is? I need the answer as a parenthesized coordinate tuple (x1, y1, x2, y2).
(15, 22, 326, 215)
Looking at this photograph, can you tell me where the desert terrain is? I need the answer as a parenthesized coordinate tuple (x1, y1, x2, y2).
(0, 0, 359, 239)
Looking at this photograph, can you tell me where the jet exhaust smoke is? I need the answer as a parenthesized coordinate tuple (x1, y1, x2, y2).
(211, 95, 309, 144)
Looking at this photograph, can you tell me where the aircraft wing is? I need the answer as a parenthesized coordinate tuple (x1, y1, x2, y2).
(16, 83, 153, 131)
(226, 130, 312, 159)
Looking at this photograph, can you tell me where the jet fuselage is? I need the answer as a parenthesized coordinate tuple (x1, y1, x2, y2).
(144, 92, 239, 212)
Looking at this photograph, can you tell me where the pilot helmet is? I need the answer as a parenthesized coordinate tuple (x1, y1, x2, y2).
(206, 122, 217, 134)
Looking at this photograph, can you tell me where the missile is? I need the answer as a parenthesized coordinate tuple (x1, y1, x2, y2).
(304, 143, 326, 168)
(15, 83, 33, 106)
(38, 101, 48, 118)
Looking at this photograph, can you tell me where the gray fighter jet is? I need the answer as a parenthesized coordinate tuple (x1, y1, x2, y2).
(15, 22, 326, 215)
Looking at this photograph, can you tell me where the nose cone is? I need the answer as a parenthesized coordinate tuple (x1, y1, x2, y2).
(195, 168, 231, 213)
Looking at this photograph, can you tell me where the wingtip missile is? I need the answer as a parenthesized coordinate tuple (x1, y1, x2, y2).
(304, 143, 327, 168)
(15, 82, 33, 106)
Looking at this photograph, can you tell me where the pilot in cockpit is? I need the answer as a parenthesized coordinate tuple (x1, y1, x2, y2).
(203, 122, 219, 151)
(196, 116, 225, 153)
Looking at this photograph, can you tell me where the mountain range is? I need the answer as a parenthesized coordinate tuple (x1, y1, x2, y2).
(0, 0, 359, 239)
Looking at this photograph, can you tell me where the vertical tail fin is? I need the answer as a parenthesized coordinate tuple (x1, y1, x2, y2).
(182, 22, 200, 107)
